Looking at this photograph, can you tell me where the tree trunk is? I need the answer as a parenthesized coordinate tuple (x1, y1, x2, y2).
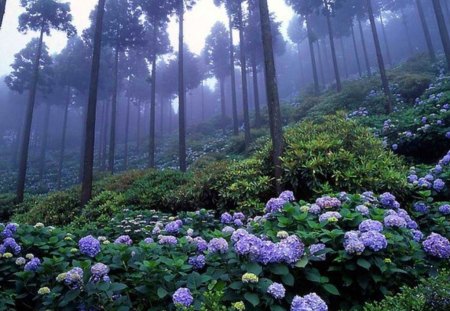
(101, 97, 109, 171)
(259, 0, 283, 194)
(432, 0, 450, 70)
(339, 37, 348, 78)
(38, 101, 51, 183)
(160, 95, 164, 135)
(201, 81, 205, 121)
(237, 4, 251, 149)
(306, 17, 320, 94)
(220, 78, 226, 134)
(124, 97, 131, 170)
(323, 1, 342, 92)
(367, 0, 393, 114)
(358, 17, 372, 76)
(400, 8, 414, 55)
(0, 0, 6, 29)
(136, 101, 141, 154)
(149, 53, 157, 168)
(228, 14, 239, 135)
(416, 0, 436, 61)
(80, 0, 106, 206)
(378, 11, 392, 67)
(316, 41, 325, 86)
(351, 24, 362, 77)
(11, 117, 22, 167)
(178, 0, 187, 172)
(57, 87, 71, 189)
(108, 45, 119, 174)
(251, 53, 261, 127)
(16, 25, 45, 203)
(296, 43, 305, 88)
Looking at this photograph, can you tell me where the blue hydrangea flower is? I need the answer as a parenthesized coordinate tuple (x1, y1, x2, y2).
(265, 198, 287, 214)
(407, 174, 418, 183)
(233, 212, 246, 221)
(188, 255, 206, 270)
(355, 205, 370, 216)
(414, 202, 430, 213)
(143, 237, 154, 244)
(164, 220, 183, 234)
(90, 263, 109, 283)
(379, 193, 398, 209)
(24, 257, 41, 272)
(279, 190, 295, 202)
(193, 237, 208, 252)
(360, 231, 387, 252)
(172, 288, 193, 307)
(309, 204, 321, 215)
(344, 237, 365, 255)
(418, 178, 432, 188)
(318, 212, 342, 222)
(114, 235, 133, 245)
(309, 243, 326, 261)
(222, 226, 235, 234)
(315, 196, 341, 209)
(158, 235, 177, 245)
(208, 238, 228, 254)
(78, 235, 101, 258)
(384, 214, 407, 228)
(359, 220, 383, 233)
(0, 237, 21, 255)
(439, 204, 450, 215)
(291, 293, 328, 311)
(267, 282, 286, 299)
(411, 229, 424, 242)
(433, 179, 445, 192)
(220, 212, 233, 224)
(423, 233, 450, 259)
(64, 267, 84, 289)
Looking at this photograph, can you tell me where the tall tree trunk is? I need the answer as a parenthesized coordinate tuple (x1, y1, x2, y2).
(306, 17, 320, 94)
(124, 97, 131, 170)
(367, 0, 393, 114)
(379, 11, 392, 67)
(323, 2, 342, 92)
(351, 23, 363, 77)
(57, 87, 71, 189)
(316, 41, 325, 86)
(108, 46, 119, 174)
(101, 97, 109, 171)
(416, 0, 436, 61)
(11, 117, 22, 167)
(220, 78, 226, 134)
(0, 0, 6, 29)
(201, 81, 205, 121)
(296, 43, 305, 88)
(251, 53, 261, 127)
(400, 8, 414, 55)
(78, 100, 87, 182)
(81, 0, 106, 206)
(97, 100, 104, 168)
(339, 37, 348, 78)
(16, 25, 45, 203)
(178, 0, 187, 172)
(38, 101, 51, 183)
(432, 0, 450, 70)
(228, 16, 239, 136)
(259, 0, 283, 194)
(136, 101, 141, 154)
(149, 53, 157, 168)
(237, 4, 251, 149)
(358, 17, 372, 76)
(160, 95, 164, 135)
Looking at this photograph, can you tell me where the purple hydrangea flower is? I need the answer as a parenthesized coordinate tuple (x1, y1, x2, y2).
(414, 202, 430, 213)
(291, 293, 328, 311)
(90, 263, 110, 283)
(231, 229, 249, 243)
(379, 193, 398, 209)
(114, 235, 133, 245)
(423, 233, 450, 259)
(411, 229, 424, 242)
(407, 174, 418, 183)
(360, 231, 387, 252)
(193, 237, 208, 252)
(79, 235, 101, 258)
(222, 226, 235, 234)
(220, 212, 233, 224)
(359, 220, 383, 233)
(355, 205, 370, 216)
(208, 238, 228, 254)
(234, 219, 243, 227)
(158, 235, 177, 245)
(309, 204, 321, 215)
(279, 191, 295, 202)
(344, 237, 365, 255)
(309, 243, 326, 261)
(143, 237, 154, 244)
(278, 235, 304, 264)
(418, 178, 432, 188)
(318, 212, 342, 222)
(316, 196, 341, 209)
(265, 198, 287, 214)
(441, 155, 450, 166)
(425, 174, 435, 182)
(233, 212, 245, 221)
(392, 144, 398, 151)
(24, 257, 41, 272)
(0, 237, 21, 255)
(64, 267, 84, 289)
(172, 288, 193, 307)
(165, 220, 183, 234)
(433, 179, 445, 192)
(439, 204, 450, 215)
(267, 282, 286, 299)
(188, 255, 206, 270)
(446, 132, 450, 139)
(384, 214, 407, 228)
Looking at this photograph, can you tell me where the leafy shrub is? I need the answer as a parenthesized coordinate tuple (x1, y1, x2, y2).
(0, 194, 17, 222)
(392, 73, 432, 103)
(73, 191, 126, 226)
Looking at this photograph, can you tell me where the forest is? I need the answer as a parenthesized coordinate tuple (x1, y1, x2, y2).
(1, 0, 450, 310)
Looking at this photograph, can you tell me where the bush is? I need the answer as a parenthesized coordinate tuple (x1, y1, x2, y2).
(392, 73, 432, 103)
(0, 194, 17, 222)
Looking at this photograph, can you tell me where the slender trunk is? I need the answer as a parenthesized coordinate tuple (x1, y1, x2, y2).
(367, 0, 393, 114)
(11, 117, 21, 167)
(97, 100, 105, 168)
(57, 87, 71, 189)
(220, 78, 226, 134)
(16, 25, 44, 202)
(378, 11, 392, 67)
(351, 24, 362, 77)
(0, 0, 6, 29)
(324, 2, 342, 92)
(178, 1, 187, 172)
(38, 101, 51, 183)
(149, 53, 157, 168)
(259, 0, 283, 194)
(237, 3, 251, 149)
(358, 17, 372, 76)
(251, 53, 261, 127)
(228, 15, 239, 135)
(201, 81, 205, 121)
(108, 46, 119, 173)
(339, 37, 348, 78)
(316, 41, 325, 86)
(160, 95, 164, 135)
(136, 101, 141, 154)
(124, 97, 131, 170)
(400, 8, 414, 55)
(296, 43, 305, 88)
(432, 0, 450, 69)
(81, 0, 106, 206)
(78, 100, 87, 182)
(101, 97, 109, 171)
(416, 0, 436, 61)
(307, 17, 320, 94)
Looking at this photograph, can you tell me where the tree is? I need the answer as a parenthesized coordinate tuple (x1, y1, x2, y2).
(204, 22, 230, 133)
(415, 0, 435, 61)
(0, 0, 6, 28)
(322, 0, 342, 92)
(81, 0, 106, 206)
(287, 15, 308, 89)
(259, 0, 284, 194)
(16, 0, 75, 203)
(432, 0, 450, 70)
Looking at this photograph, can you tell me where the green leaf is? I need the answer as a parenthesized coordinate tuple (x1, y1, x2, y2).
(304, 269, 321, 283)
(357, 258, 371, 270)
(157, 287, 168, 299)
(245, 262, 263, 276)
(270, 264, 289, 276)
(295, 257, 308, 268)
(244, 292, 260, 307)
(110, 283, 128, 292)
(323, 283, 340, 296)
(281, 273, 295, 286)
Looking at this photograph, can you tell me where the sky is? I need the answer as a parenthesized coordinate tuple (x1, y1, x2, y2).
(0, 0, 294, 76)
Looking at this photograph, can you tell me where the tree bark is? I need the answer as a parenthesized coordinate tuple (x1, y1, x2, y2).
(178, 0, 187, 172)
(101, 97, 109, 171)
(57, 87, 71, 189)
(306, 17, 320, 94)
(432, 0, 450, 70)
(220, 78, 226, 134)
(316, 41, 325, 86)
(351, 24, 362, 77)
(201, 80, 205, 121)
(16, 25, 45, 203)
(0, 0, 6, 29)
(367, 0, 393, 114)
(136, 101, 141, 154)
(124, 97, 131, 170)
(160, 95, 164, 135)
(358, 17, 372, 76)
(149, 53, 157, 168)
(80, 0, 106, 206)
(379, 11, 392, 67)
(323, 1, 342, 92)
(416, 0, 436, 61)
(251, 53, 261, 127)
(259, 0, 283, 194)
(38, 101, 51, 183)
(339, 37, 348, 78)
(296, 43, 305, 88)
(400, 8, 414, 55)
(108, 46, 119, 174)
(228, 14, 239, 136)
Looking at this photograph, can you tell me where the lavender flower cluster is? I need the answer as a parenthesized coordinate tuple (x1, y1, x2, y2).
(78, 235, 101, 258)
(265, 191, 295, 215)
(291, 293, 328, 311)
(423, 233, 450, 259)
